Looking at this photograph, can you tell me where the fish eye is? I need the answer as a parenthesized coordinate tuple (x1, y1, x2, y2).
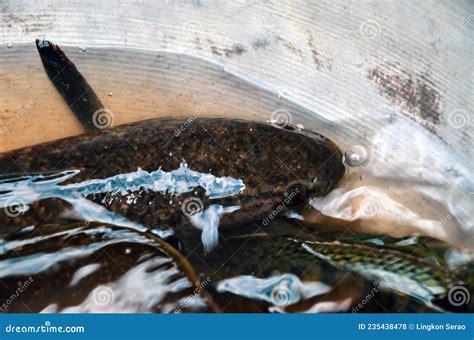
(283, 183, 308, 207)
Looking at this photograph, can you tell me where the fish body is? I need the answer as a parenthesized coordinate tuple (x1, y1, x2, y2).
(0, 218, 466, 313)
(0, 118, 344, 250)
(298, 239, 459, 305)
(185, 217, 464, 312)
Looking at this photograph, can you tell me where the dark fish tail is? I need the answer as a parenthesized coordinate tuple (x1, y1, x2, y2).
(35, 38, 105, 132)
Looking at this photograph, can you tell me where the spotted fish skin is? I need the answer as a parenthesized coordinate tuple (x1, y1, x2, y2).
(188, 232, 452, 312)
(0, 118, 344, 241)
(298, 239, 460, 304)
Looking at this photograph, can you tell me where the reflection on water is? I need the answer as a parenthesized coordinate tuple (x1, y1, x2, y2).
(217, 274, 332, 307)
(0, 223, 212, 313)
(0, 44, 472, 251)
(0, 44, 472, 313)
(309, 116, 474, 251)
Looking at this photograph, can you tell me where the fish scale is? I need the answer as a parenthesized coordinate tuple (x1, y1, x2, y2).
(0, 116, 344, 253)
(184, 231, 455, 312)
(297, 239, 458, 301)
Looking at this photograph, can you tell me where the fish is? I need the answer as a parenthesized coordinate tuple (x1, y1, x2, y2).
(297, 238, 460, 307)
(0, 220, 426, 313)
(35, 38, 105, 132)
(1, 40, 344, 252)
(2, 40, 467, 315)
(0, 117, 344, 251)
(185, 218, 467, 312)
(0, 217, 466, 313)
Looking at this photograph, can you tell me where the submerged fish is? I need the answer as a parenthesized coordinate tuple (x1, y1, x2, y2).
(297, 238, 461, 307)
(0, 216, 466, 313)
(185, 218, 466, 312)
(2, 40, 344, 251)
(0, 221, 427, 313)
(35, 38, 105, 132)
(0, 117, 344, 251)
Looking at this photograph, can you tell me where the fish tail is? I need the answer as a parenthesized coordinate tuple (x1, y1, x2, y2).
(35, 38, 106, 132)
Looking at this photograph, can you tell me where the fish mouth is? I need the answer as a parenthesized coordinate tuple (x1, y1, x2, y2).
(281, 183, 309, 208)
(281, 178, 334, 209)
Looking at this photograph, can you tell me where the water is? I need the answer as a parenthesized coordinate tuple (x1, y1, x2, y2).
(0, 223, 211, 313)
(309, 116, 473, 251)
(0, 163, 245, 251)
(0, 44, 472, 313)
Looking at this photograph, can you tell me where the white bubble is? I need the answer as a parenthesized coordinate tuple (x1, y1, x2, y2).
(345, 145, 368, 167)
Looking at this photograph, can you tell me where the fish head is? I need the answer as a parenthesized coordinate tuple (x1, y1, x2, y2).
(208, 121, 346, 225)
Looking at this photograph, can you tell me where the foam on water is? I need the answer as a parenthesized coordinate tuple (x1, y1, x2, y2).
(0, 162, 246, 248)
(0, 162, 245, 202)
(190, 205, 241, 252)
(0, 227, 154, 277)
(60, 257, 194, 313)
(39, 255, 197, 313)
(69, 263, 101, 287)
